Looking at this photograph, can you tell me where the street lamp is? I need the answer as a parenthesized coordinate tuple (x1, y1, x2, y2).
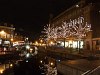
(40, 39, 43, 43)
(35, 41, 38, 46)
(11, 38, 13, 42)
(40, 39, 43, 46)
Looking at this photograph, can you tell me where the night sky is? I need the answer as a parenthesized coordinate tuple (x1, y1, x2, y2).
(0, 0, 79, 41)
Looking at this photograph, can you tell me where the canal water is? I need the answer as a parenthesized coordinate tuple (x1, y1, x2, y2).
(0, 52, 62, 75)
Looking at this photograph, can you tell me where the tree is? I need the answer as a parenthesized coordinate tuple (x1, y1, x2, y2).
(43, 24, 53, 41)
(58, 22, 70, 47)
(72, 17, 91, 52)
(42, 16, 91, 51)
(42, 24, 58, 46)
(51, 26, 58, 41)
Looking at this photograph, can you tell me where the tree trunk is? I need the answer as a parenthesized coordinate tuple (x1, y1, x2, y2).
(64, 38, 65, 48)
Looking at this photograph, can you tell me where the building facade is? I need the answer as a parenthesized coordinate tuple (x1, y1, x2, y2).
(50, 0, 100, 51)
(0, 25, 15, 46)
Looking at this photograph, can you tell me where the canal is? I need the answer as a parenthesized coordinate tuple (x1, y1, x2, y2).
(0, 51, 62, 75)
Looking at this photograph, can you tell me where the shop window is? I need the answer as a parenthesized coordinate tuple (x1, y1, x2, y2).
(96, 40, 100, 45)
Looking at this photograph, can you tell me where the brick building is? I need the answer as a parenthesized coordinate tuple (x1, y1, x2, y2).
(50, 0, 100, 51)
(0, 25, 15, 46)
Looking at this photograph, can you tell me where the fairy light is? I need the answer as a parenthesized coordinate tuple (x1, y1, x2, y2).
(43, 24, 58, 41)
(43, 24, 52, 41)
(59, 21, 70, 38)
(51, 27, 58, 40)
(42, 16, 91, 48)
(72, 16, 91, 39)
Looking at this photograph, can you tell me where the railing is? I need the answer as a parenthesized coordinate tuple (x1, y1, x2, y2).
(81, 66, 100, 75)
(81, 70, 91, 75)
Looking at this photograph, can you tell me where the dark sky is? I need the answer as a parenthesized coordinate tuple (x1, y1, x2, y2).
(0, 0, 79, 41)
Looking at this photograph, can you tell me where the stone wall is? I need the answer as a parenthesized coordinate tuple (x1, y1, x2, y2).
(57, 62, 84, 75)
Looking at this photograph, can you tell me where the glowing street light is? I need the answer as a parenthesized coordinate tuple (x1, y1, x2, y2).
(26, 45, 30, 49)
(40, 60, 43, 63)
(40, 39, 43, 43)
(10, 64, 13, 67)
(11, 38, 13, 42)
(35, 41, 38, 45)
(0, 30, 6, 38)
(0, 69, 3, 74)
(50, 41, 53, 45)
(0, 30, 5, 34)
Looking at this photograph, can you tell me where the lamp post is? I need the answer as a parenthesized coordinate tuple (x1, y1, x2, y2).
(40, 39, 43, 46)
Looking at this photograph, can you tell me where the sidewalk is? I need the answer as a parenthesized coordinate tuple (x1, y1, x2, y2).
(57, 59, 100, 75)
(38, 46, 100, 60)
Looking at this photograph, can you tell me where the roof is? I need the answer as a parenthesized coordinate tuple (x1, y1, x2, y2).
(0, 26, 15, 30)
